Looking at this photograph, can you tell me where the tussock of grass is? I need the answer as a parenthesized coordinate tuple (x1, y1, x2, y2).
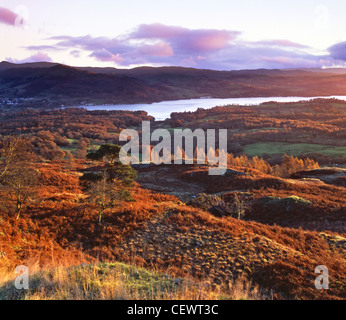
(0, 262, 265, 300)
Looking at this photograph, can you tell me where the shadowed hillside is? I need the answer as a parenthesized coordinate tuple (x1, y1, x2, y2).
(2, 62, 346, 107)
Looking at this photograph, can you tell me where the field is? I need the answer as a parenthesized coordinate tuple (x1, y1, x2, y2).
(243, 142, 346, 157)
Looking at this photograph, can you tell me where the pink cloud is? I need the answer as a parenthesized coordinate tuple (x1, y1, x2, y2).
(181, 29, 237, 52)
(261, 56, 299, 66)
(180, 56, 197, 67)
(133, 23, 239, 53)
(0, 7, 19, 26)
(138, 43, 174, 57)
(89, 49, 124, 63)
(7, 52, 52, 64)
(23, 23, 346, 70)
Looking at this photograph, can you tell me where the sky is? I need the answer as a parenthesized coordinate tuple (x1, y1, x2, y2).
(1, 0, 346, 70)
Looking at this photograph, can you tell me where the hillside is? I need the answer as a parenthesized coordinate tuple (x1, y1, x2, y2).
(0, 161, 345, 300)
(2, 62, 346, 107)
(0, 64, 165, 105)
(0, 99, 344, 301)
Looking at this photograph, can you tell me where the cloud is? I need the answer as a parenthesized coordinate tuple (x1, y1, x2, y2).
(89, 49, 124, 63)
(329, 41, 346, 61)
(22, 23, 346, 70)
(7, 52, 52, 64)
(25, 45, 64, 51)
(48, 35, 123, 52)
(253, 39, 310, 49)
(0, 7, 19, 26)
(138, 43, 174, 57)
(180, 56, 197, 67)
(132, 23, 186, 39)
(133, 23, 239, 54)
(70, 50, 81, 58)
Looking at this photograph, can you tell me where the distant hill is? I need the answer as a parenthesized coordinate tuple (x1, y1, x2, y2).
(0, 63, 166, 105)
(0, 61, 58, 71)
(1, 61, 346, 107)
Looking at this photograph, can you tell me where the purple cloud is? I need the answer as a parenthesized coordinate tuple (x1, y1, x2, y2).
(329, 41, 346, 61)
(70, 50, 81, 58)
(138, 43, 174, 57)
(89, 49, 124, 63)
(22, 23, 346, 70)
(25, 45, 64, 51)
(133, 23, 186, 39)
(7, 52, 52, 64)
(0, 7, 19, 26)
(47, 35, 125, 52)
(133, 23, 239, 54)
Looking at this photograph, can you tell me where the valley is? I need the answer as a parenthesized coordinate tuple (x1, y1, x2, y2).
(0, 96, 345, 300)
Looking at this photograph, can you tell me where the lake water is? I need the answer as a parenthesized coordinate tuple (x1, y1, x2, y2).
(81, 95, 346, 120)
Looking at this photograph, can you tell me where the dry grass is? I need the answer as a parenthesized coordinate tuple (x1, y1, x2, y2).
(0, 262, 266, 300)
(1, 161, 344, 300)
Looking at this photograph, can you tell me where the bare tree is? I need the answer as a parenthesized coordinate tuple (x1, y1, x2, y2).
(233, 194, 247, 220)
(1, 166, 40, 219)
(0, 136, 32, 179)
(0, 136, 39, 219)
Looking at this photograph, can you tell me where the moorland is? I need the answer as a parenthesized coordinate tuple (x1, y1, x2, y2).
(0, 64, 345, 300)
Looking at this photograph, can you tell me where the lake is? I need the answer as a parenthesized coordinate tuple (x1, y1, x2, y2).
(81, 95, 346, 120)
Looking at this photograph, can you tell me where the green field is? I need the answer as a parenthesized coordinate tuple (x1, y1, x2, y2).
(244, 142, 346, 157)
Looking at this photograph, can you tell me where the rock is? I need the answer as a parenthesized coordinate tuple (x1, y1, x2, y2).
(223, 169, 248, 177)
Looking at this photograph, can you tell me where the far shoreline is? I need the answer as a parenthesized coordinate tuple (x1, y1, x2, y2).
(75, 95, 346, 120)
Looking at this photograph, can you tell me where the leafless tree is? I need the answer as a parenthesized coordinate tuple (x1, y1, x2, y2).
(233, 194, 247, 220)
(0, 136, 39, 219)
(0, 136, 33, 179)
(1, 166, 40, 219)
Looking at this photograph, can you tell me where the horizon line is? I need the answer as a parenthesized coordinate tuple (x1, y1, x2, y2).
(2, 60, 346, 72)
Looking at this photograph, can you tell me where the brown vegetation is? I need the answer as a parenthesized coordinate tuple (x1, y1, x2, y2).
(0, 100, 345, 300)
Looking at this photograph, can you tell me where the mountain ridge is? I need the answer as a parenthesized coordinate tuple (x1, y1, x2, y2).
(1, 61, 346, 107)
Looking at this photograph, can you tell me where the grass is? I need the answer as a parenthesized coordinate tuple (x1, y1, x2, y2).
(0, 262, 265, 300)
(243, 142, 346, 157)
(60, 146, 76, 152)
(257, 195, 312, 211)
(59, 143, 102, 154)
(87, 143, 102, 151)
(247, 127, 284, 133)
